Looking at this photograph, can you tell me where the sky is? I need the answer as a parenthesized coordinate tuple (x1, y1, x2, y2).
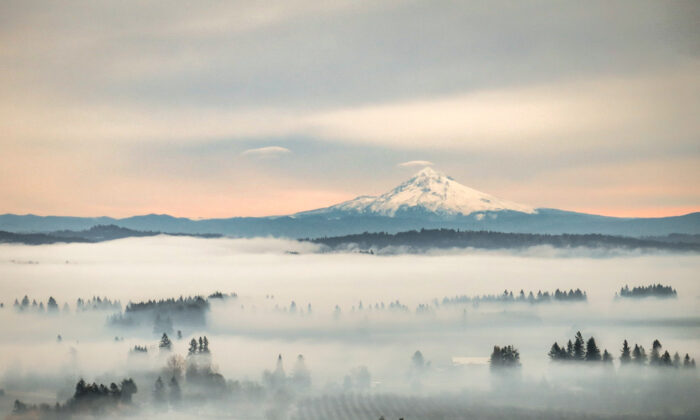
(0, 0, 699, 218)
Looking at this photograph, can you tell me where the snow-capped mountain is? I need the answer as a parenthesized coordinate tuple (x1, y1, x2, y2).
(301, 167, 535, 217)
(2, 167, 698, 238)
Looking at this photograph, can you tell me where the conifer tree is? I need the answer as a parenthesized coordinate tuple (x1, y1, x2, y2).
(585, 337, 601, 362)
(188, 338, 197, 356)
(673, 352, 681, 368)
(660, 351, 672, 367)
(549, 343, 562, 361)
(153, 376, 166, 404)
(620, 340, 631, 364)
(602, 349, 613, 363)
(159, 333, 172, 351)
(573, 332, 585, 361)
(633, 344, 647, 365)
(169, 377, 181, 403)
(650, 340, 662, 365)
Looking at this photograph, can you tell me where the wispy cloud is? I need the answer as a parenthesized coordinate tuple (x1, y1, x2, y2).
(241, 146, 292, 158)
(398, 160, 433, 167)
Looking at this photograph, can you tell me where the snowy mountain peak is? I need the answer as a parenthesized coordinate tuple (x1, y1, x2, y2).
(303, 167, 536, 217)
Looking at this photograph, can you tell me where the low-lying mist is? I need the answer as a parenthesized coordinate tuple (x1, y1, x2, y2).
(0, 236, 698, 419)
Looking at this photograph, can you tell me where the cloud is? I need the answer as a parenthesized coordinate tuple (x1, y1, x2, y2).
(241, 146, 292, 158)
(398, 160, 433, 167)
(305, 64, 700, 152)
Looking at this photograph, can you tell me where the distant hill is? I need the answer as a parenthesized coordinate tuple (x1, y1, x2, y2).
(0, 225, 221, 245)
(1, 168, 698, 237)
(307, 229, 700, 253)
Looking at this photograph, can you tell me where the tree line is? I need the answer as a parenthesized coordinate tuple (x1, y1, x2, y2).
(443, 288, 587, 306)
(616, 284, 677, 299)
(549, 333, 695, 368)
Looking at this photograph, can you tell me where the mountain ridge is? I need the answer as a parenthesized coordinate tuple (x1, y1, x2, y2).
(1, 168, 698, 237)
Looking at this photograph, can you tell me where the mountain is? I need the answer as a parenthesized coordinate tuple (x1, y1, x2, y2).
(0, 225, 221, 245)
(298, 167, 535, 217)
(1, 168, 699, 238)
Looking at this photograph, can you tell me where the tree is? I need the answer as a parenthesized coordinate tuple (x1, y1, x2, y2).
(490, 345, 520, 369)
(153, 376, 166, 404)
(202, 336, 209, 353)
(47, 297, 59, 312)
(683, 354, 696, 369)
(660, 351, 672, 367)
(120, 379, 137, 403)
(673, 352, 681, 368)
(585, 337, 601, 362)
(602, 349, 613, 363)
(412, 350, 425, 370)
(292, 354, 311, 390)
(159, 333, 172, 351)
(620, 340, 631, 364)
(169, 377, 181, 403)
(548, 343, 562, 361)
(650, 340, 662, 365)
(632, 344, 647, 365)
(188, 338, 197, 356)
(573, 332, 585, 361)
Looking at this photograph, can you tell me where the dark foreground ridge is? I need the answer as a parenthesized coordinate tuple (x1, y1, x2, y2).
(306, 229, 700, 253)
(0, 224, 221, 245)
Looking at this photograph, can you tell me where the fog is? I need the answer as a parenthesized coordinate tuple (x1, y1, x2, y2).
(1, 236, 698, 419)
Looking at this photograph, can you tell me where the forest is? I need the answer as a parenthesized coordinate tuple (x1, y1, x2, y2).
(307, 229, 700, 253)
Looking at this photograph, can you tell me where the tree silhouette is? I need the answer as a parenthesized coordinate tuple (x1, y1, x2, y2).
(548, 342, 563, 361)
(620, 340, 631, 364)
(169, 377, 181, 403)
(650, 340, 662, 365)
(673, 352, 681, 368)
(153, 376, 166, 404)
(188, 338, 197, 355)
(573, 332, 585, 361)
(159, 333, 172, 351)
(490, 345, 521, 369)
(602, 349, 613, 363)
(632, 344, 647, 364)
(585, 337, 601, 362)
(660, 351, 672, 367)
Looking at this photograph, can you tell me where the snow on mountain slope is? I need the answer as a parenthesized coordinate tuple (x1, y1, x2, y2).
(302, 167, 536, 217)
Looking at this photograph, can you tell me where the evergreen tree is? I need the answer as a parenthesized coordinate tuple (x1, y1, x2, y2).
(153, 376, 166, 404)
(566, 340, 574, 359)
(673, 352, 681, 368)
(620, 340, 631, 364)
(188, 338, 197, 356)
(292, 354, 312, 389)
(573, 332, 585, 361)
(202, 336, 209, 353)
(159, 333, 172, 351)
(47, 297, 59, 312)
(660, 351, 672, 367)
(548, 343, 562, 361)
(650, 340, 662, 365)
(602, 349, 613, 363)
(682, 354, 696, 369)
(585, 337, 601, 362)
(120, 379, 137, 403)
(169, 377, 181, 403)
(632, 344, 647, 365)
(412, 350, 425, 370)
(490, 345, 521, 369)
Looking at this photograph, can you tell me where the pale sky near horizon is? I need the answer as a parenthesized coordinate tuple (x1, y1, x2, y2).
(1, 0, 699, 218)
